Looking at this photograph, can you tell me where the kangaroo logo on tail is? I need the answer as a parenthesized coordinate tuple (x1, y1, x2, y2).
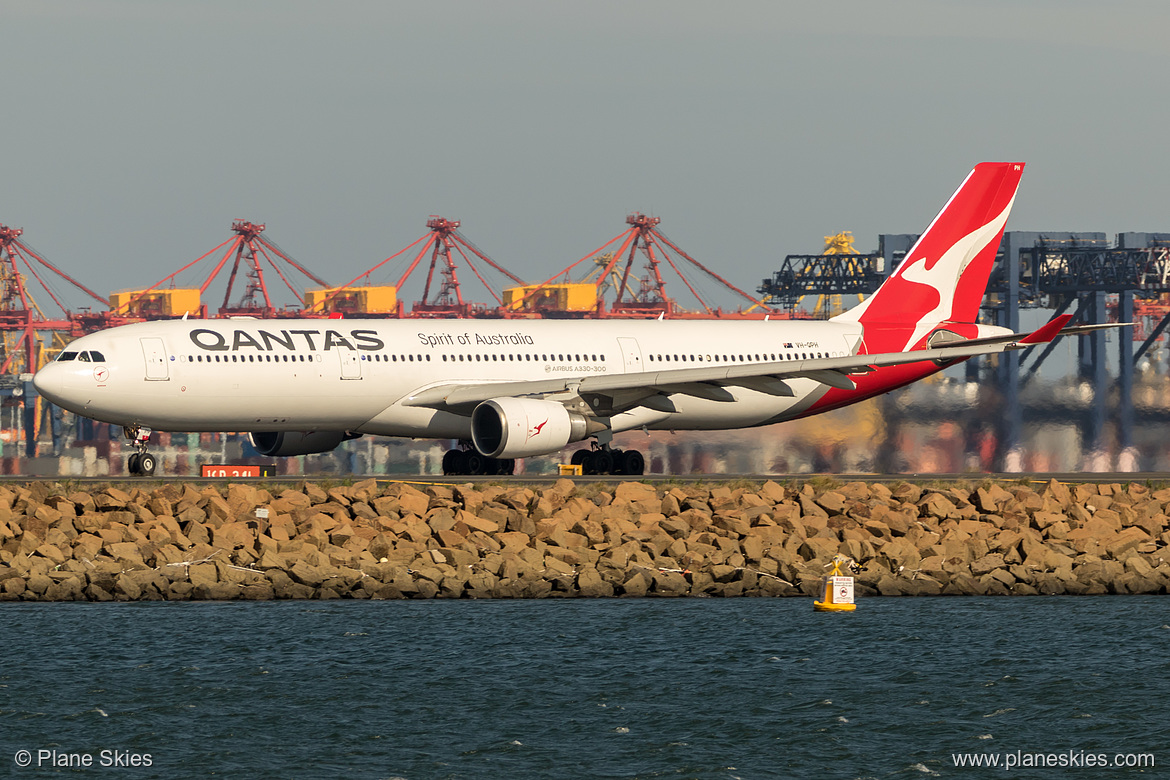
(833, 162, 1025, 353)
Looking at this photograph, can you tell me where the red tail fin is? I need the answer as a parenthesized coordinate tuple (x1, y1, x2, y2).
(834, 162, 1024, 351)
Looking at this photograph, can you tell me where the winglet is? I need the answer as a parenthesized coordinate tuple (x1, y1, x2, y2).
(1015, 314, 1074, 346)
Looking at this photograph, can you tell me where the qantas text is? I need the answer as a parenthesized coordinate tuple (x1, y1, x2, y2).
(188, 328, 384, 352)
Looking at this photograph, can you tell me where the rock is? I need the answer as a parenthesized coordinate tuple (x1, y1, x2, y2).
(1105, 527, 1151, 559)
(798, 495, 829, 519)
(760, 481, 787, 504)
(620, 571, 650, 596)
(971, 553, 1007, 577)
(918, 492, 958, 520)
(815, 492, 848, 515)
(396, 486, 431, 517)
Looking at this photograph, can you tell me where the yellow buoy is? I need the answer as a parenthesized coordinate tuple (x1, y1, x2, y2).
(814, 555, 857, 612)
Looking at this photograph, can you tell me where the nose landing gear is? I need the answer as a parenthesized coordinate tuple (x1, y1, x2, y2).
(123, 426, 157, 476)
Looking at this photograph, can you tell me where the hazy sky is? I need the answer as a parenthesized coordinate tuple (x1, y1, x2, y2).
(5, 0, 1170, 312)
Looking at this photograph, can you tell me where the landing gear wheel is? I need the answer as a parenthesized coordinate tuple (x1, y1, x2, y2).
(497, 458, 516, 475)
(571, 450, 588, 466)
(465, 452, 487, 476)
(621, 450, 645, 476)
(592, 449, 614, 475)
(610, 448, 626, 475)
(123, 426, 155, 477)
(442, 449, 468, 476)
(138, 453, 157, 476)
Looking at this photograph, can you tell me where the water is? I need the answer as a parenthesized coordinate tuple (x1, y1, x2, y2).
(1, 598, 1166, 779)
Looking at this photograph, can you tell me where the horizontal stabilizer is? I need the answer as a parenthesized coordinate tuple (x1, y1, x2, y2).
(1014, 314, 1074, 345)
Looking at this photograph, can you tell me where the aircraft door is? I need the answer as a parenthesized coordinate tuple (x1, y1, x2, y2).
(617, 337, 643, 372)
(339, 348, 362, 380)
(141, 338, 169, 381)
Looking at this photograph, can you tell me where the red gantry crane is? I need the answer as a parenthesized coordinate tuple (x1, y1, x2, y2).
(0, 223, 112, 374)
(305, 216, 526, 318)
(111, 220, 329, 320)
(504, 212, 775, 319)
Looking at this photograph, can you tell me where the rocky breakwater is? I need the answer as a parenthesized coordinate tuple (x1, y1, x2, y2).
(0, 478, 1168, 601)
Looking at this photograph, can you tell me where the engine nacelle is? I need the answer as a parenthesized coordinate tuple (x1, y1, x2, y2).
(471, 397, 590, 458)
(249, 431, 358, 457)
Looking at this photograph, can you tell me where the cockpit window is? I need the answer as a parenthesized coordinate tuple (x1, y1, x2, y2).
(58, 352, 78, 361)
(77, 352, 92, 362)
(89, 351, 106, 362)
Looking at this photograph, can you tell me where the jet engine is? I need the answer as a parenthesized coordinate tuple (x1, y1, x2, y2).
(471, 397, 591, 458)
(249, 431, 360, 457)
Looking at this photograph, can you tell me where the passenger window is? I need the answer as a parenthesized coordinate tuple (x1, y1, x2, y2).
(425, 355, 430, 361)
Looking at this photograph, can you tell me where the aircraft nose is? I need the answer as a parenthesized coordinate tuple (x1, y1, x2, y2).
(32, 363, 70, 406)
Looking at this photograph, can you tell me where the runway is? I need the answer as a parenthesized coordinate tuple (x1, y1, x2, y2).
(1, 472, 1168, 486)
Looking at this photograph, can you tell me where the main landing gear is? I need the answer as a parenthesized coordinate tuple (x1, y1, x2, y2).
(571, 446, 645, 476)
(123, 426, 157, 476)
(438, 443, 645, 477)
(442, 446, 516, 476)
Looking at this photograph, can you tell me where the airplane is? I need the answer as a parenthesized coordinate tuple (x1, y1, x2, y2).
(32, 162, 1107, 477)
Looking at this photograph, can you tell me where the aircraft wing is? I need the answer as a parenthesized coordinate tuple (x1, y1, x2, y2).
(403, 315, 1113, 414)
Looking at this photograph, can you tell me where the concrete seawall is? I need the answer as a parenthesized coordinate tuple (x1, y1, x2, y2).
(1, 478, 1168, 601)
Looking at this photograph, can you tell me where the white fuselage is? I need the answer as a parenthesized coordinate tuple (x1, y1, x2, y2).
(33, 317, 864, 438)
